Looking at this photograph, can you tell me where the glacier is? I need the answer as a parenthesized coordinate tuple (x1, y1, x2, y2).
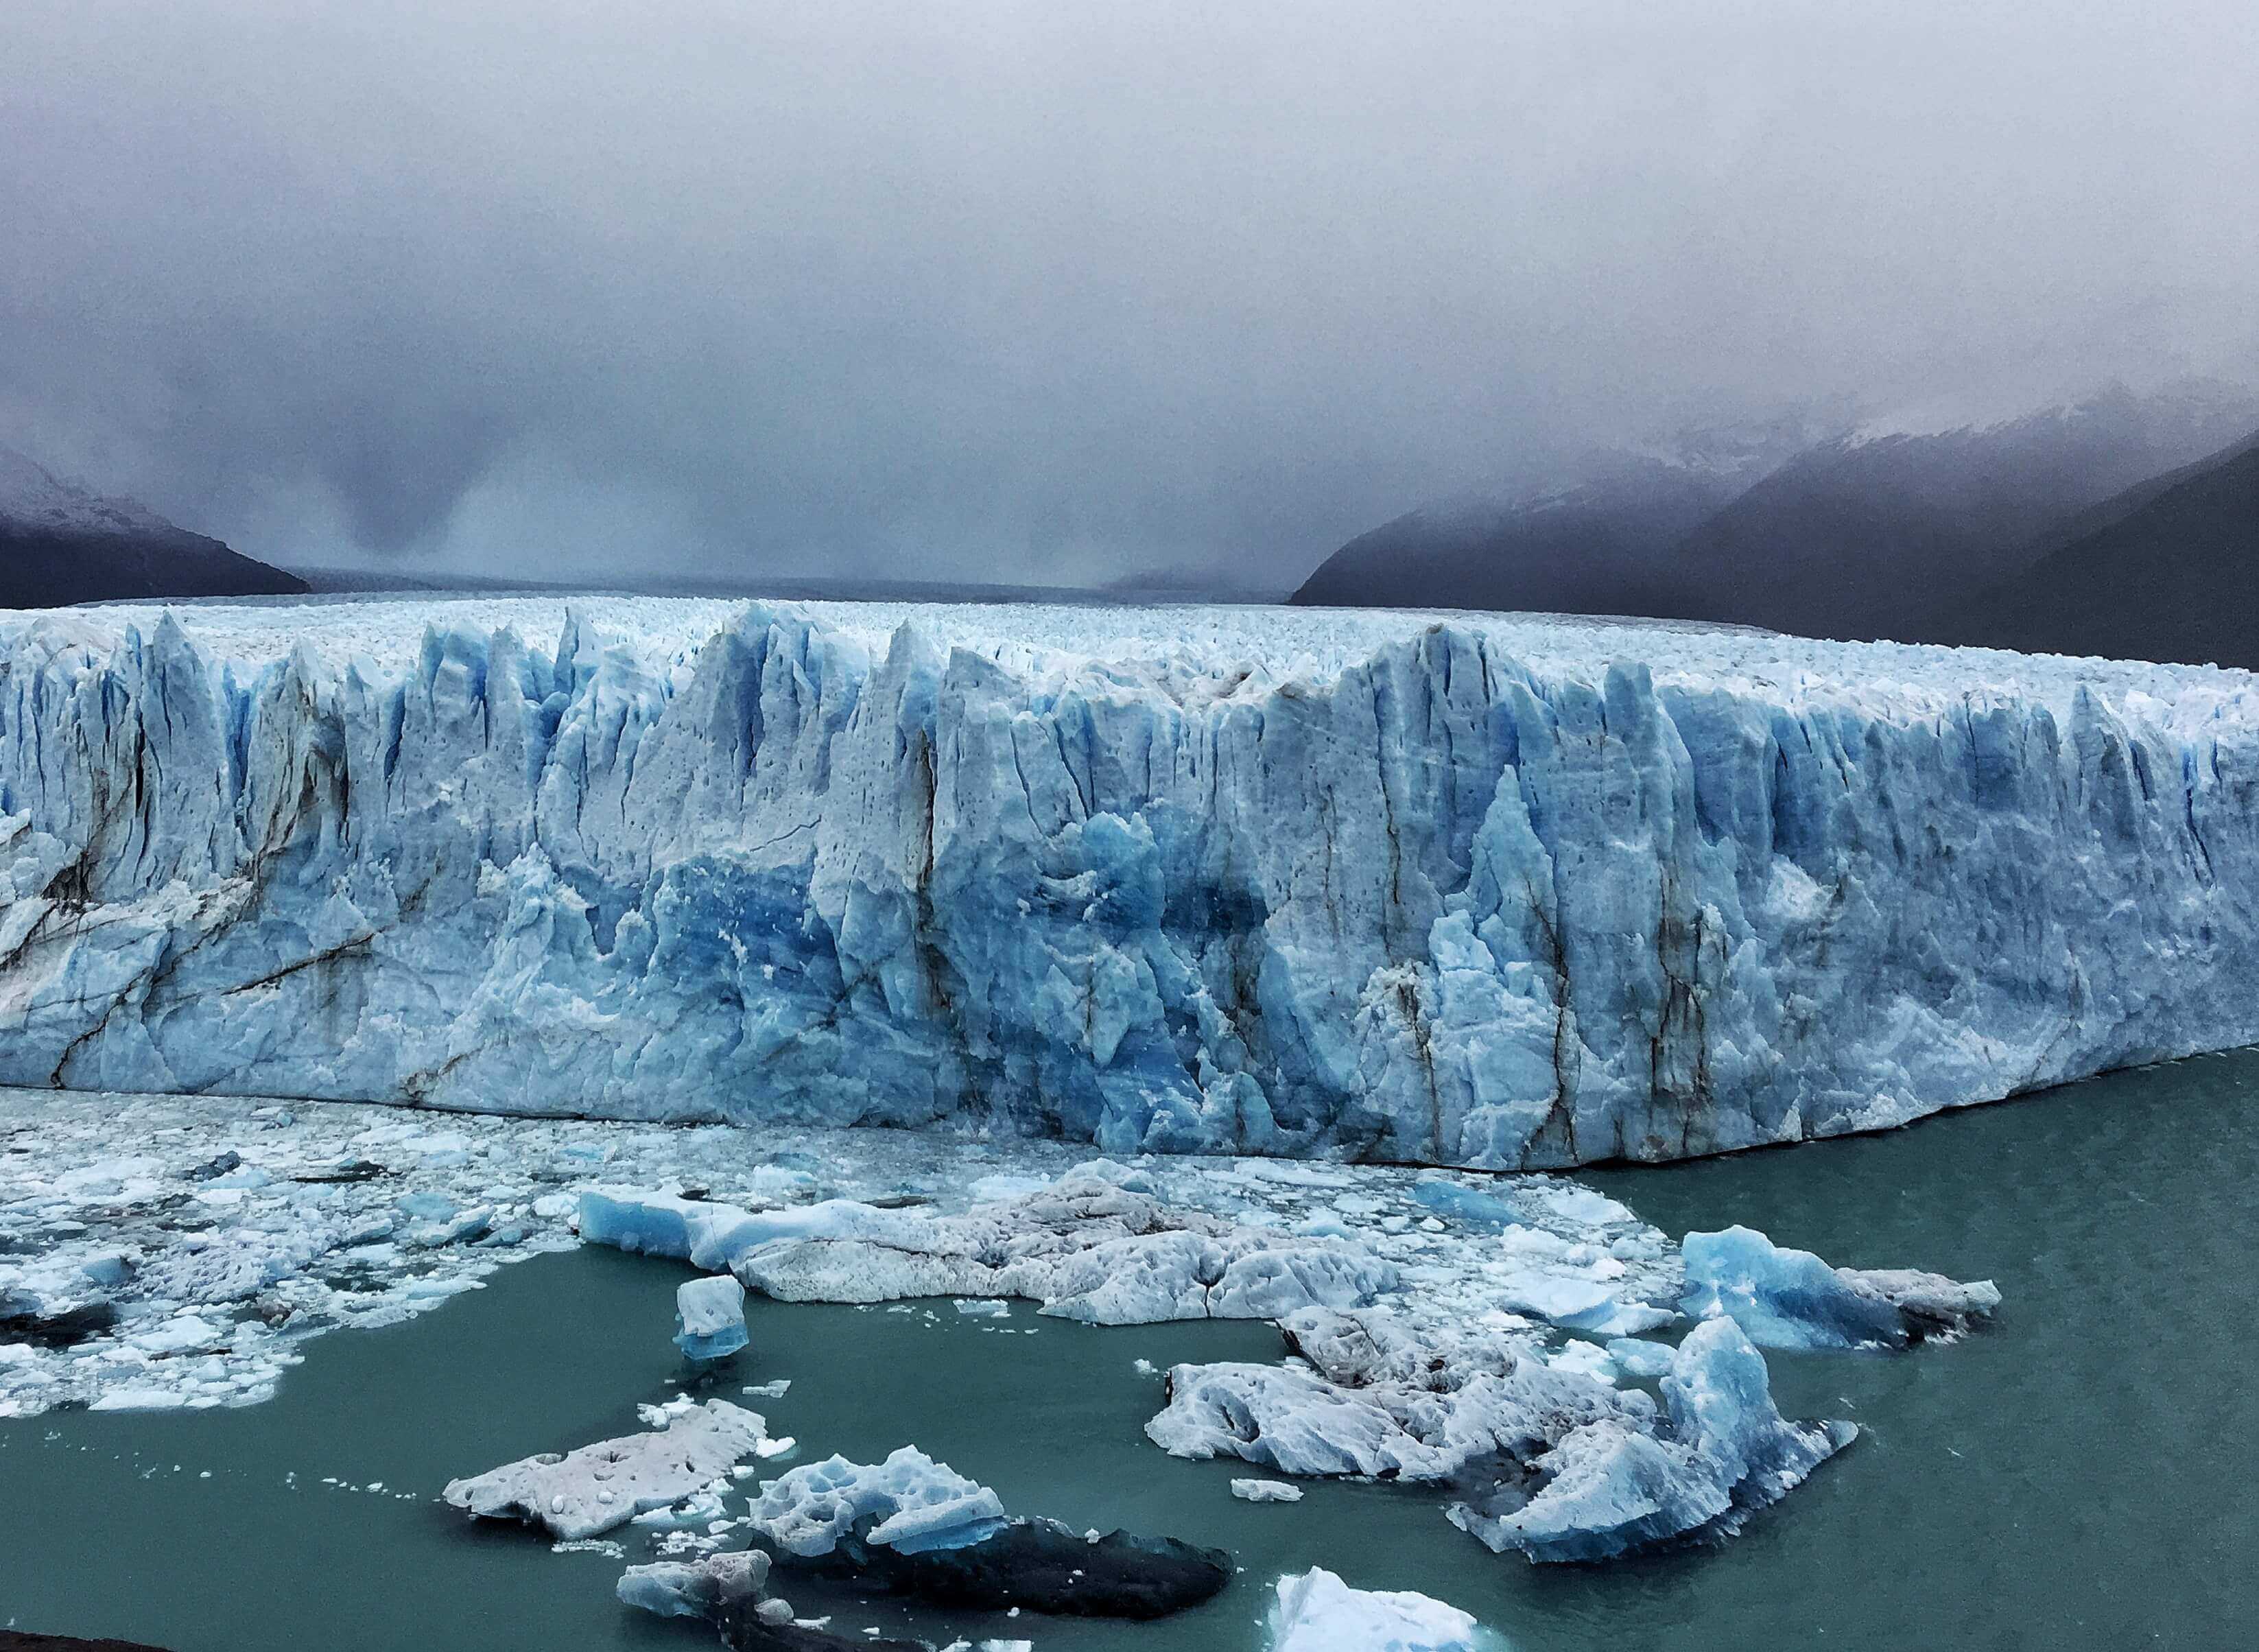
(6, 594, 2258, 1168)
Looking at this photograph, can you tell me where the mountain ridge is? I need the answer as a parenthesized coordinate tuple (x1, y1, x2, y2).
(1290, 379, 2259, 661)
(0, 446, 308, 609)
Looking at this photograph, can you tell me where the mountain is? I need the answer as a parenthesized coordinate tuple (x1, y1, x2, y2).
(1290, 382, 2259, 649)
(1291, 420, 1819, 616)
(1664, 383, 2259, 641)
(0, 447, 307, 609)
(1949, 427, 2259, 668)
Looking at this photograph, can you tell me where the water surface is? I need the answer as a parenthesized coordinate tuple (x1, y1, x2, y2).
(7, 1048, 2256, 1650)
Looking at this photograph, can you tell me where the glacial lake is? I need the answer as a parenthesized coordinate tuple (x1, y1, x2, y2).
(7, 1048, 2258, 1651)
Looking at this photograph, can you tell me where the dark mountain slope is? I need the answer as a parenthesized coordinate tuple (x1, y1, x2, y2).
(1290, 447, 1786, 616)
(0, 447, 306, 609)
(1664, 385, 2259, 642)
(1290, 384, 2258, 652)
(1952, 434, 2259, 669)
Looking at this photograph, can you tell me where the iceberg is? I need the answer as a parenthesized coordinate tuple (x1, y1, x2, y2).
(443, 1397, 770, 1540)
(1152, 1306, 1853, 1563)
(617, 1547, 772, 1620)
(1268, 1567, 1483, 1652)
(748, 1448, 1009, 1558)
(674, 1274, 749, 1360)
(1232, 1477, 1305, 1503)
(748, 1447, 1231, 1618)
(1680, 1225, 2001, 1349)
(8, 596, 2258, 1169)
(586, 1161, 1399, 1327)
(1449, 1318, 1854, 1561)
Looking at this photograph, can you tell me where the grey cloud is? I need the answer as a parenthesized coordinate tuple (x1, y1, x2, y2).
(3, 0, 2254, 587)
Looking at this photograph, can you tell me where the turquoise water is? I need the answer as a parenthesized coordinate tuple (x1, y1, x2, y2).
(7, 1048, 2258, 1650)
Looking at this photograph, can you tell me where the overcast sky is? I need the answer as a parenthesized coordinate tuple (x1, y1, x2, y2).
(4, 1, 2254, 589)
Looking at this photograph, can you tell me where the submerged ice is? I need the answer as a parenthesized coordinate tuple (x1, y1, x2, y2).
(8, 595, 2257, 1169)
(748, 1446, 1233, 1620)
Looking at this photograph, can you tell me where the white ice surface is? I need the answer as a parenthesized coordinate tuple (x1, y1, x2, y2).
(746, 1447, 1007, 1557)
(674, 1273, 749, 1360)
(443, 1397, 770, 1541)
(1231, 1478, 1305, 1503)
(1267, 1566, 1483, 1652)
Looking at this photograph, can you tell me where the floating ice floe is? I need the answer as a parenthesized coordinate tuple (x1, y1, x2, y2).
(748, 1448, 1009, 1558)
(582, 1161, 1401, 1327)
(1232, 1478, 1305, 1503)
(748, 1447, 1232, 1618)
(1153, 1306, 1853, 1563)
(444, 1397, 771, 1541)
(617, 1546, 772, 1620)
(674, 1274, 749, 1360)
(1, 1085, 1977, 1574)
(1679, 1225, 2002, 1349)
(1267, 1566, 1484, 1652)
(0, 1090, 1679, 1419)
(1450, 1319, 1854, 1562)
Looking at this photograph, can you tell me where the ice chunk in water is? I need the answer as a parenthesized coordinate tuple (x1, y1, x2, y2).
(1680, 1225, 2001, 1350)
(444, 1398, 769, 1540)
(1267, 1567, 1482, 1651)
(576, 1188, 705, 1258)
(617, 1548, 770, 1619)
(747, 1448, 1008, 1558)
(1231, 1478, 1305, 1504)
(675, 1275, 749, 1360)
(1452, 1317, 1854, 1562)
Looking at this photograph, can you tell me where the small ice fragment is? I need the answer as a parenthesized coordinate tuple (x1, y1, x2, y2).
(674, 1275, 749, 1361)
(1231, 1478, 1305, 1504)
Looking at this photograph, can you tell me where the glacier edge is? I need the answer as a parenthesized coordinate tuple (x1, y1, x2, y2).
(3, 595, 2256, 1170)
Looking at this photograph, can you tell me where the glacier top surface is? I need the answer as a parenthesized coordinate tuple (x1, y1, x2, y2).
(2, 591, 2251, 724)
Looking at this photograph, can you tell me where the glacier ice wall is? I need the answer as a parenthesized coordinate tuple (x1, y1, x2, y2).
(5, 597, 2258, 1169)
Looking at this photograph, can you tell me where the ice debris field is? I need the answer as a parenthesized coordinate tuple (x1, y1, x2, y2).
(8, 596, 2259, 1169)
(0, 1076, 2000, 1647)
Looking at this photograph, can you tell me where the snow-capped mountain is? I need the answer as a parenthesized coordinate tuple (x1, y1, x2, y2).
(1666, 379, 2259, 641)
(1292, 415, 1826, 618)
(1292, 380, 2259, 653)
(0, 445, 307, 608)
(0, 446, 181, 539)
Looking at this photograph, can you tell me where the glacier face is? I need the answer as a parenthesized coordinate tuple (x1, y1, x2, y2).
(4, 595, 2258, 1169)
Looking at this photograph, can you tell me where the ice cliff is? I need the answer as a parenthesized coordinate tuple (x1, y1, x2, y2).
(6, 595, 2258, 1169)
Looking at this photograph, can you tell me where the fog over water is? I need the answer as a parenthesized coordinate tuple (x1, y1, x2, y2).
(3, 1, 2254, 585)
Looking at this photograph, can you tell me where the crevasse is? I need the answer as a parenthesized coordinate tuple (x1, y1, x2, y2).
(3, 597, 2256, 1169)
